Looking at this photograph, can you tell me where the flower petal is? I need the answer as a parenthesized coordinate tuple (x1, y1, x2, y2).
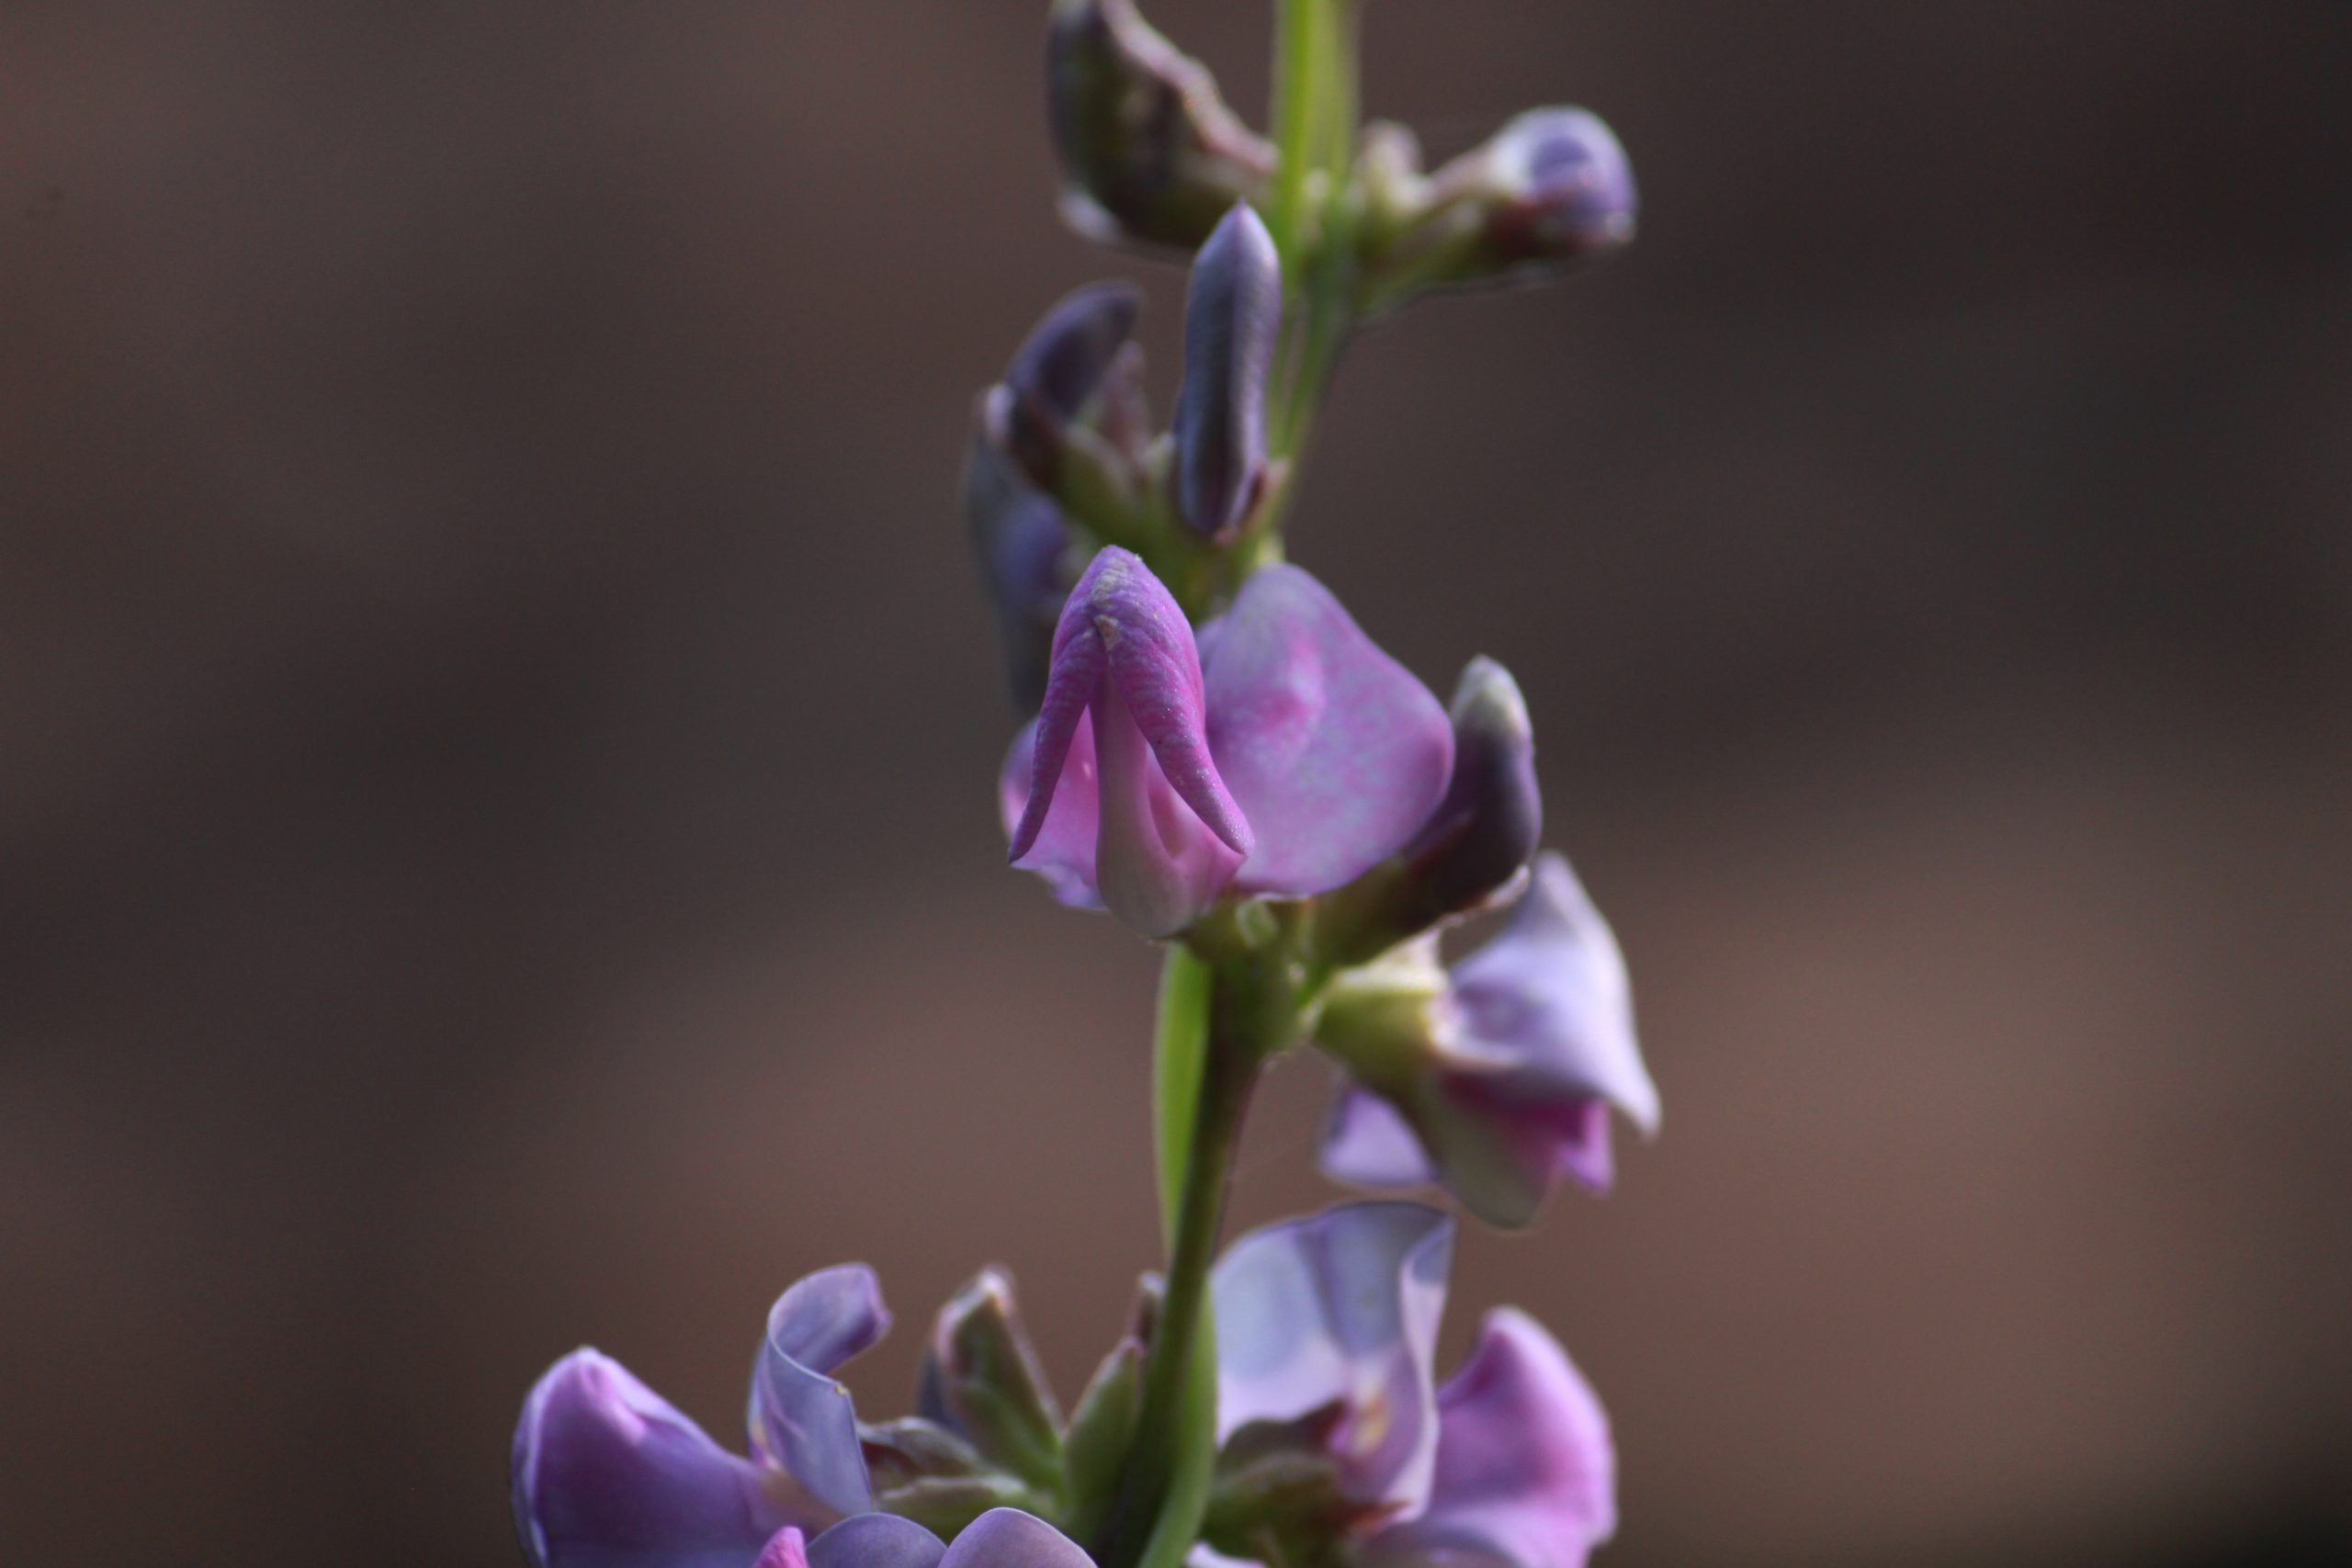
(965, 404, 1074, 714)
(757, 1530, 813, 1568)
(810, 1516, 949, 1568)
(1319, 1088, 1437, 1191)
(1091, 688, 1246, 936)
(514, 1348, 788, 1568)
(1203, 566, 1453, 897)
(1002, 717, 1102, 909)
(1006, 563, 1113, 864)
(1091, 549, 1250, 854)
(1358, 1311, 1616, 1568)
(749, 1267, 891, 1520)
(1452, 853, 1659, 1136)
(1211, 1201, 1454, 1514)
(937, 1509, 1100, 1568)
(1005, 283, 1143, 424)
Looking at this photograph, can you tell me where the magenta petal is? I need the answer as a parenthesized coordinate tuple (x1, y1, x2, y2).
(514, 1349, 788, 1568)
(1089, 550, 1250, 854)
(1003, 718, 1102, 909)
(1007, 572, 1112, 864)
(756, 1531, 813, 1568)
(1360, 1312, 1616, 1568)
(1091, 690, 1247, 936)
(936, 1510, 1098, 1568)
(749, 1267, 890, 1520)
(1203, 566, 1453, 896)
(1211, 1201, 1454, 1514)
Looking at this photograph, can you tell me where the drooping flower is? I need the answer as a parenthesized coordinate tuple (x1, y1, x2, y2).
(1207, 1201, 1617, 1568)
(1318, 853, 1660, 1229)
(514, 1267, 888, 1568)
(1002, 548, 1453, 936)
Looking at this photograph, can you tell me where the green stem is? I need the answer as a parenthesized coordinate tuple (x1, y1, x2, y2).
(1099, 973, 1263, 1568)
(1267, 0, 1322, 288)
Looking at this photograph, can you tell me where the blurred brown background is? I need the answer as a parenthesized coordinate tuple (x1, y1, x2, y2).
(3, 3, 2348, 1565)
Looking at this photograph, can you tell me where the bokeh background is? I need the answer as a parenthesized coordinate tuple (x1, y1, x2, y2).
(4, 3, 2347, 1564)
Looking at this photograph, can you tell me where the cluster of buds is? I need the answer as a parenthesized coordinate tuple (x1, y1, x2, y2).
(1045, 0, 1635, 310)
(514, 8, 1655, 1568)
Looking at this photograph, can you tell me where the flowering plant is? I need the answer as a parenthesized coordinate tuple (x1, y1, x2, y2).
(511, 7, 1654, 1568)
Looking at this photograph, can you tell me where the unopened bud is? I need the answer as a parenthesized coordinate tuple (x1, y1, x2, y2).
(1174, 205, 1282, 538)
(963, 397, 1075, 713)
(917, 1269, 1065, 1495)
(1459, 107, 1637, 270)
(1046, 0, 1275, 252)
(1401, 658, 1543, 918)
(1315, 659, 1543, 965)
(1058, 1337, 1144, 1542)
(1001, 281, 1143, 488)
(1359, 107, 1635, 312)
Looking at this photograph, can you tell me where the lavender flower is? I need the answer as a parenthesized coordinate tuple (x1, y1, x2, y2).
(1318, 854, 1661, 1229)
(1003, 548, 1453, 936)
(1207, 1203, 1617, 1568)
(514, 1268, 888, 1568)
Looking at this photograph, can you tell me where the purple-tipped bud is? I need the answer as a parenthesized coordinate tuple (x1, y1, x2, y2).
(1320, 659, 1544, 962)
(1174, 205, 1282, 538)
(1001, 282, 1143, 490)
(1360, 107, 1635, 313)
(1046, 0, 1275, 253)
(1473, 108, 1637, 270)
(917, 1269, 1065, 1494)
(1408, 658, 1544, 912)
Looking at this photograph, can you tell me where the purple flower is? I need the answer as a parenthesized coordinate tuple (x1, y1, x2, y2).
(514, 1267, 888, 1568)
(1211, 1202, 1453, 1516)
(1208, 1202, 1617, 1568)
(1003, 549, 1454, 936)
(1318, 853, 1660, 1229)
